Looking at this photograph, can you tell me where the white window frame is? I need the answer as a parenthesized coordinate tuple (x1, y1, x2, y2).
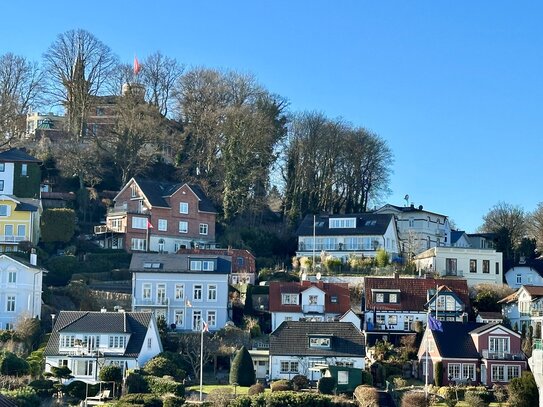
(193, 284, 203, 301)
(175, 284, 185, 300)
(207, 310, 216, 327)
(448, 363, 461, 380)
(337, 370, 349, 385)
(174, 309, 184, 327)
(179, 221, 188, 234)
(489, 337, 510, 354)
(190, 260, 202, 270)
(199, 223, 208, 235)
(142, 283, 151, 300)
(179, 202, 189, 214)
(491, 365, 505, 382)
(6, 295, 15, 312)
(131, 238, 146, 251)
(0, 205, 10, 217)
(309, 337, 331, 348)
(132, 217, 147, 230)
(329, 218, 356, 229)
(157, 284, 166, 304)
(8, 270, 16, 283)
(202, 260, 214, 271)
(375, 293, 384, 303)
(17, 224, 25, 238)
(462, 363, 475, 381)
(281, 293, 299, 305)
(192, 310, 202, 330)
(208, 284, 217, 301)
(158, 219, 168, 231)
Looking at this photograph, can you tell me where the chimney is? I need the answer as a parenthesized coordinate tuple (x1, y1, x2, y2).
(30, 248, 37, 266)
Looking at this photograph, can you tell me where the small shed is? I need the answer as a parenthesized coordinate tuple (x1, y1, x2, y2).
(319, 365, 364, 393)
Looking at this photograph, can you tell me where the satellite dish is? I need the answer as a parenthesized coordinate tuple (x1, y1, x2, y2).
(316, 272, 321, 280)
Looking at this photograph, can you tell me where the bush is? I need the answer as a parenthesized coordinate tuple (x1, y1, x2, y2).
(99, 365, 123, 383)
(361, 370, 373, 386)
(465, 388, 491, 404)
(0, 351, 29, 376)
(492, 384, 507, 403)
(464, 392, 487, 407)
(143, 355, 184, 381)
(207, 388, 233, 407)
(40, 208, 76, 243)
(229, 346, 256, 386)
(144, 376, 184, 397)
(45, 255, 78, 286)
(248, 382, 265, 395)
(354, 385, 379, 407)
(392, 376, 407, 388)
(375, 249, 390, 267)
(229, 391, 357, 407)
(162, 396, 185, 407)
(291, 374, 309, 390)
(0, 388, 40, 407)
(116, 393, 163, 407)
(27, 379, 55, 398)
(65, 381, 100, 401)
(270, 379, 292, 392)
(126, 372, 149, 394)
(401, 391, 429, 407)
(507, 371, 538, 407)
(318, 376, 336, 395)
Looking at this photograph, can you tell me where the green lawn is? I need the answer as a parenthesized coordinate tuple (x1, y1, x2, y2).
(186, 384, 270, 395)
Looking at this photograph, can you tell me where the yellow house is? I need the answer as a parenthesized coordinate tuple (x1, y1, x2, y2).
(0, 195, 41, 252)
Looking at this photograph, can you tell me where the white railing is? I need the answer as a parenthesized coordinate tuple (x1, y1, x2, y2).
(0, 235, 26, 243)
(303, 304, 325, 314)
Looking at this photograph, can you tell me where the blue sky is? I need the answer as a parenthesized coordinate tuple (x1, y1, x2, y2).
(1, 1, 542, 232)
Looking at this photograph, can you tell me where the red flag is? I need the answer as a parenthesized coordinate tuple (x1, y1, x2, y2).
(134, 56, 141, 75)
(147, 220, 153, 229)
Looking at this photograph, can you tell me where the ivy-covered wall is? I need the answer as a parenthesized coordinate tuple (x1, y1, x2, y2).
(13, 162, 41, 198)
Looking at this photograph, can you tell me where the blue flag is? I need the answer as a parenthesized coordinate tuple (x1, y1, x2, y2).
(428, 315, 443, 332)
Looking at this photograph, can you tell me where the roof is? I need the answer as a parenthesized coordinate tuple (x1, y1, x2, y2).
(477, 311, 503, 320)
(506, 259, 543, 279)
(523, 285, 543, 298)
(0, 148, 41, 163)
(131, 177, 216, 213)
(431, 322, 484, 359)
(375, 203, 447, 218)
(14, 198, 40, 212)
(130, 252, 231, 274)
(44, 311, 154, 358)
(270, 321, 365, 357)
(269, 281, 351, 314)
(295, 213, 394, 237)
(0, 394, 17, 407)
(0, 254, 45, 271)
(450, 231, 467, 245)
(177, 248, 256, 273)
(364, 276, 470, 311)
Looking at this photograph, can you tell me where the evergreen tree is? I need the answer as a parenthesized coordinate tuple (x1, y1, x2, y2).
(229, 346, 255, 386)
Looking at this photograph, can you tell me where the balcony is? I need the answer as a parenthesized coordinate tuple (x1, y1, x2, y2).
(531, 310, 543, 317)
(0, 235, 27, 244)
(303, 304, 325, 314)
(482, 349, 525, 360)
(442, 269, 463, 277)
(94, 224, 126, 234)
(133, 298, 170, 307)
(107, 205, 148, 216)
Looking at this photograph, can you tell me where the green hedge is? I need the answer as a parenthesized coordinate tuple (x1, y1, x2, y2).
(318, 377, 336, 395)
(115, 393, 163, 407)
(40, 208, 76, 243)
(229, 391, 357, 407)
(144, 376, 184, 397)
(1, 388, 40, 407)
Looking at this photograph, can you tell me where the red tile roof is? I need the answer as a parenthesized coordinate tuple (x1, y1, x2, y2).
(269, 281, 350, 314)
(523, 285, 543, 297)
(364, 276, 470, 311)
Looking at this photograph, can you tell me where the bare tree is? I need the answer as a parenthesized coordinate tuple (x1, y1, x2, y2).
(43, 29, 118, 139)
(0, 53, 44, 142)
(528, 202, 543, 253)
(141, 51, 184, 117)
(177, 333, 219, 380)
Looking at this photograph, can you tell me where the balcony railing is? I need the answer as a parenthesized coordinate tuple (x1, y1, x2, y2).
(481, 349, 525, 360)
(107, 205, 148, 216)
(298, 244, 382, 252)
(94, 225, 126, 234)
(0, 235, 27, 243)
(133, 298, 170, 307)
(303, 304, 325, 314)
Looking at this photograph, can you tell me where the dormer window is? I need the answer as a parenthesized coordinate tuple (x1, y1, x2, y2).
(143, 262, 162, 269)
(308, 295, 318, 305)
(282, 293, 299, 305)
(329, 218, 356, 229)
(109, 335, 127, 348)
(364, 220, 377, 226)
(309, 336, 331, 348)
(131, 184, 137, 198)
(373, 290, 400, 304)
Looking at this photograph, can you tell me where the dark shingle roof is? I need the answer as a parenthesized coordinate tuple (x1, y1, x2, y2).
(450, 231, 467, 245)
(130, 253, 231, 274)
(0, 148, 41, 163)
(431, 322, 484, 359)
(133, 177, 216, 213)
(15, 198, 39, 212)
(365, 276, 470, 312)
(0, 394, 17, 407)
(44, 311, 153, 358)
(270, 321, 365, 357)
(296, 213, 394, 237)
(477, 311, 503, 320)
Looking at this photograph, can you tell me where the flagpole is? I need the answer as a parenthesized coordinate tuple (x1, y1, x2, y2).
(425, 314, 429, 398)
(199, 320, 204, 402)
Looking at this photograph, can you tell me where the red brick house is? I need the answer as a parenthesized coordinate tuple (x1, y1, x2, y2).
(418, 322, 527, 387)
(95, 177, 216, 253)
(269, 280, 354, 331)
(177, 248, 256, 284)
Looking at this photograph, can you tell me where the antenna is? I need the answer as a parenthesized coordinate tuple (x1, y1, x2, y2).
(404, 194, 409, 206)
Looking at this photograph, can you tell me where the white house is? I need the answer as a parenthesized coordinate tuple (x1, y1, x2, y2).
(130, 253, 230, 331)
(504, 259, 543, 289)
(500, 285, 543, 337)
(269, 321, 365, 381)
(0, 253, 44, 330)
(414, 246, 503, 287)
(374, 203, 451, 255)
(363, 275, 470, 345)
(296, 213, 400, 261)
(44, 310, 162, 384)
(269, 280, 352, 331)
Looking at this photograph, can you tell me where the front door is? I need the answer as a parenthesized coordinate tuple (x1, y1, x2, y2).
(480, 364, 487, 385)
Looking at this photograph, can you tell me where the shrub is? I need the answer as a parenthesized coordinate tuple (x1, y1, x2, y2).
(433, 361, 443, 387)
(392, 376, 407, 388)
(45, 255, 78, 286)
(318, 376, 336, 394)
(207, 388, 233, 407)
(117, 393, 163, 407)
(0, 388, 40, 407)
(126, 372, 149, 394)
(464, 392, 487, 407)
(65, 381, 99, 401)
(27, 379, 55, 398)
(492, 384, 508, 403)
(437, 386, 457, 406)
(248, 382, 265, 395)
(0, 351, 29, 376)
(465, 388, 491, 403)
(162, 396, 185, 407)
(144, 376, 184, 397)
(361, 370, 373, 385)
(354, 385, 379, 407)
(99, 365, 123, 383)
(229, 346, 256, 386)
(229, 391, 356, 407)
(291, 374, 309, 390)
(375, 249, 390, 267)
(270, 379, 291, 392)
(401, 391, 429, 407)
(143, 355, 184, 381)
(40, 208, 76, 243)
(507, 371, 538, 407)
